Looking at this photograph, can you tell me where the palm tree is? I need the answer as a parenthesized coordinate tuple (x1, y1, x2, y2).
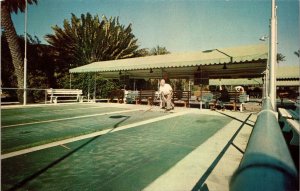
(45, 13, 142, 89)
(277, 53, 286, 63)
(1, 0, 37, 101)
(294, 49, 300, 57)
(45, 13, 140, 67)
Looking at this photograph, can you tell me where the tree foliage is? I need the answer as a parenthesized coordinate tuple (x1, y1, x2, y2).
(1, 34, 57, 102)
(277, 53, 286, 63)
(294, 49, 300, 58)
(133, 45, 170, 57)
(150, 45, 170, 55)
(45, 13, 140, 67)
(2, 0, 37, 14)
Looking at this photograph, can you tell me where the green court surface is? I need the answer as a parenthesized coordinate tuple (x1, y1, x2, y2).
(1, 105, 232, 191)
(1, 105, 170, 153)
(1, 104, 128, 126)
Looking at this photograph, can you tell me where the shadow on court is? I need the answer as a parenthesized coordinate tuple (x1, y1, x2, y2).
(109, 115, 130, 129)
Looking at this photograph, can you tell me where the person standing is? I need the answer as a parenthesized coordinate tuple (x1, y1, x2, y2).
(212, 85, 230, 110)
(218, 85, 230, 110)
(159, 79, 174, 111)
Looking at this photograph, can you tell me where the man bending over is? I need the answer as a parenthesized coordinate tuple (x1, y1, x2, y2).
(159, 79, 174, 111)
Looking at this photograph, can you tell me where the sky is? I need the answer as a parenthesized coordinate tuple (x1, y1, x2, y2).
(11, 0, 299, 66)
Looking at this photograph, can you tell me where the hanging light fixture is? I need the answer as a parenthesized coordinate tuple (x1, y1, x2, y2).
(119, 71, 122, 75)
(214, 49, 232, 70)
(150, 68, 153, 73)
(197, 66, 201, 71)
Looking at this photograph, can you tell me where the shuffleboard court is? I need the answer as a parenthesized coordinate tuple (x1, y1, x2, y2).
(1, 106, 171, 154)
(1, 111, 233, 191)
(1, 104, 129, 127)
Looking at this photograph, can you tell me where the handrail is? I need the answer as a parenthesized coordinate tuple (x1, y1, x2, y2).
(230, 98, 298, 191)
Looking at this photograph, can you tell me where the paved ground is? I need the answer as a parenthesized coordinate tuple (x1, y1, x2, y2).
(1, 103, 255, 191)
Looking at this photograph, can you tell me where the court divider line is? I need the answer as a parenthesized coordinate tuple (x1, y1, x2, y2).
(40, 106, 106, 112)
(1, 102, 93, 110)
(1, 110, 192, 159)
(2, 108, 141, 128)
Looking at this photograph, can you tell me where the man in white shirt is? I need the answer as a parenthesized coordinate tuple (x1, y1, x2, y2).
(159, 79, 174, 111)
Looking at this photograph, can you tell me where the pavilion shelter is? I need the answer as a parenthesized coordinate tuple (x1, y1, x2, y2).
(69, 44, 268, 99)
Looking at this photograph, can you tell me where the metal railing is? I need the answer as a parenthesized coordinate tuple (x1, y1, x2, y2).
(230, 98, 298, 191)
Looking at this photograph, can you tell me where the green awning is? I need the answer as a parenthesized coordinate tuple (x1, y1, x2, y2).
(209, 78, 263, 86)
(70, 44, 268, 79)
(276, 66, 299, 79)
(277, 80, 299, 86)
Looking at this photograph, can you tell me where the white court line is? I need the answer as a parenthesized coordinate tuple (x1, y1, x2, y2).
(143, 119, 244, 191)
(1, 102, 92, 110)
(2, 109, 141, 128)
(1, 110, 191, 159)
(41, 106, 104, 112)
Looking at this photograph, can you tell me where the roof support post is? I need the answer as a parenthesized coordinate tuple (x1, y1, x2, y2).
(269, 0, 277, 110)
(69, 73, 72, 89)
(94, 73, 97, 102)
(262, 72, 266, 98)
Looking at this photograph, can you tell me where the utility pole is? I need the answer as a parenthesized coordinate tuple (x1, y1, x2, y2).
(269, 0, 277, 110)
(23, 0, 28, 105)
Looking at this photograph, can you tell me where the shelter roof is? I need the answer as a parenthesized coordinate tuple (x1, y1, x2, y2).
(70, 44, 268, 79)
(209, 78, 263, 86)
(276, 66, 299, 79)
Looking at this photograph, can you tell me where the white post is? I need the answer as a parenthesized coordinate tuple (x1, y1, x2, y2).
(262, 72, 266, 98)
(266, 48, 269, 98)
(269, 0, 277, 110)
(94, 73, 96, 102)
(0, 2, 2, 99)
(23, 0, 28, 105)
(134, 79, 136, 91)
(69, 73, 72, 89)
(199, 84, 203, 110)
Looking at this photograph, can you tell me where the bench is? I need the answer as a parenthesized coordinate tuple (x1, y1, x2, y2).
(125, 90, 139, 104)
(278, 108, 293, 123)
(283, 119, 300, 146)
(278, 107, 300, 145)
(136, 90, 156, 105)
(209, 91, 244, 111)
(225, 91, 244, 110)
(47, 89, 83, 104)
(172, 91, 191, 107)
(189, 91, 214, 108)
